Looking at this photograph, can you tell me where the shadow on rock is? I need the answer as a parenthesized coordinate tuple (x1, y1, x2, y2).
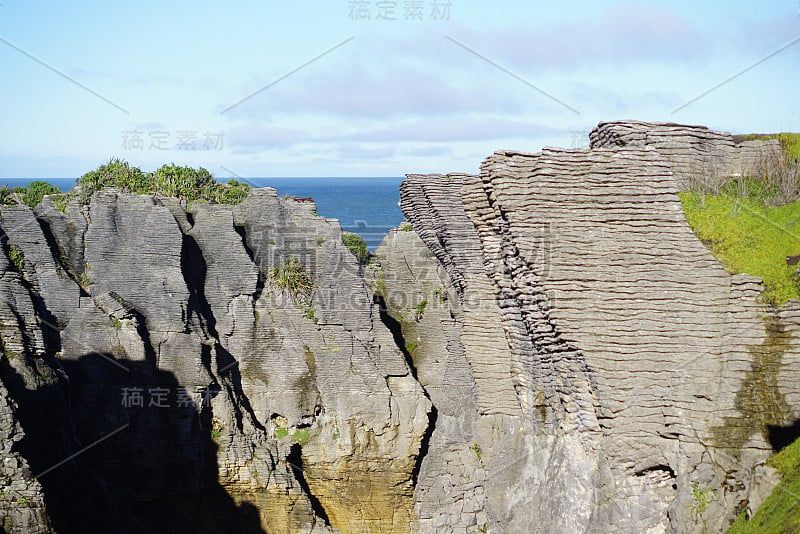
(3, 352, 265, 534)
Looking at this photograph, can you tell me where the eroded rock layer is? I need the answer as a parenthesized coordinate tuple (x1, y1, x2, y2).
(0, 189, 428, 534)
(2, 120, 799, 534)
(396, 122, 800, 533)
(589, 120, 782, 188)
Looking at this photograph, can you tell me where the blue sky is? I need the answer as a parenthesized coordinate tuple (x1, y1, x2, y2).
(0, 0, 798, 178)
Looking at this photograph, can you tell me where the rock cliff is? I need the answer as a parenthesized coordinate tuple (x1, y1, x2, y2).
(388, 122, 799, 533)
(0, 188, 428, 533)
(1, 120, 799, 533)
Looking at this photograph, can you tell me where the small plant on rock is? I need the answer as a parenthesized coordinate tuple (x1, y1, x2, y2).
(415, 300, 428, 321)
(7, 245, 24, 272)
(269, 256, 313, 302)
(0, 186, 14, 206)
(471, 442, 482, 461)
(342, 232, 369, 264)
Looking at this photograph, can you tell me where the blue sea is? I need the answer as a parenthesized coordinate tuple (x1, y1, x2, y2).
(1, 177, 407, 250)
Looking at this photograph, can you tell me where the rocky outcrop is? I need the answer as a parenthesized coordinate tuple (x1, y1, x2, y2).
(1, 120, 797, 533)
(392, 122, 800, 533)
(0, 188, 429, 533)
(589, 120, 782, 188)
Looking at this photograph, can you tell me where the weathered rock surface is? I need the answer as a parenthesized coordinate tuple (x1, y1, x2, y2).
(1, 120, 798, 533)
(392, 122, 800, 533)
(0, 188, 428, 533)
(589, 120, 782, 189)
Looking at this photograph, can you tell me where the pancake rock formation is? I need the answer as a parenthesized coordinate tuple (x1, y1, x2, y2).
(1, 120, 798, 533)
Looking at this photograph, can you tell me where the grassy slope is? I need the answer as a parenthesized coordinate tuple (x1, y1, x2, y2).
(679, 193, 800, 305)
(727, 436, 800, 533)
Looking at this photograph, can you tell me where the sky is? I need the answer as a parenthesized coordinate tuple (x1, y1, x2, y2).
(0, 0, 798, 179)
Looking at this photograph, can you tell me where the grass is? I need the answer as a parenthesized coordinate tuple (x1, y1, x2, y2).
(0, 181, 62, 208)
(269, 257, 313, 302)
(342, 232, 369, 264)
(433, 286, 446, 304)
(291, 428, 310, 447)
(302, 304, 317, 323)
(0, 186, 13, 206)
(7, 245, 24, 272)
(471, 442, 482, 461)
(273, 425, 311, 447)
(399, 222, 413, 232)
(727, 435, 800, 533)
(375, 266, 386, 296)
(210, 418, 223, 442)
(13, 181, 61, 207)
(691, 484, 716, 520)
(679, 192, 800, 305)
(414, 300, 428, 321)
(72, 159, 251, 205)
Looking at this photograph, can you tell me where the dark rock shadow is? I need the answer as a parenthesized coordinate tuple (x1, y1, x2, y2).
(768, 420, 800, 452)
(2, 352, 265, 534)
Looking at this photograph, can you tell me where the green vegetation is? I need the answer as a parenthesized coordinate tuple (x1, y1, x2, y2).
(727, 435, 800, 533)
(73, 159, 250, 205)
(375, 266, 386, 296)
(7, 245, 24, 272)
(302, 304, 317, 323)
(414, 300, 428, 321)
(269, 256, 313, 302)
(0, 186, 13, 206)
(399, 222, 413, 232)
(682, 134, 800, 532)
(13, 181, 62, 207)
(273, 426, 311, 447)
(0, 181, 62, 208)
(342, 232, 369, 264)
(690, 484, 716, 520)
(0, 335, 15, 360)
(679, 193, 800, 305)
(405, 341, 418, 354)
(210, 418, 223, 442)
(291, 428, 310, 447)
(433, 286, 446, 304)
(471, 442, 482, 461)
(53, 193, 72, 213)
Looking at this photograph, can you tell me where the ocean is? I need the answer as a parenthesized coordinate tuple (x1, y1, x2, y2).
(1, 177, 407, 250)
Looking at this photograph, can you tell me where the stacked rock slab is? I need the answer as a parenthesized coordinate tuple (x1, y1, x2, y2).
(370, 227, 492, 532)
(0, 188, 429, 534)
(0, 239, 53, 534)
(589, 120, 782, 189)
(398, 125, 800, 532)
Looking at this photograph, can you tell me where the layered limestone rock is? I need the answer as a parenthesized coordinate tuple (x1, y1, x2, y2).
(589, 120, 782, 189)
(0, 188, 429, 534)
(1, 119, 797, 534)
(394, 122, 800, 533)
